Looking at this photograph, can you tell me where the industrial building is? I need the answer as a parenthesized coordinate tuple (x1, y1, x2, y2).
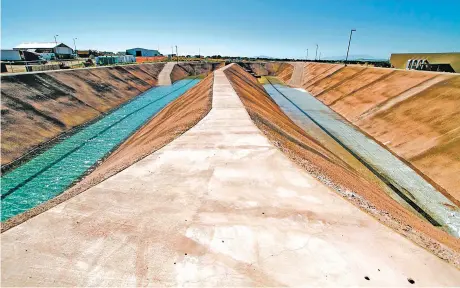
(126, 48, 161, 57)
(390, 52, 460, 73)
(13, 42, 74, 59)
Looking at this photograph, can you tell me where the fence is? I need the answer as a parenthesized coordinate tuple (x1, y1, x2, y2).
(1, 59, 88, 73)
(135, 56, 167, 63)
(95, 55, 136, 66)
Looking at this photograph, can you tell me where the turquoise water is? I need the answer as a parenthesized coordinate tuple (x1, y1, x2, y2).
(1, 79, 199, 221)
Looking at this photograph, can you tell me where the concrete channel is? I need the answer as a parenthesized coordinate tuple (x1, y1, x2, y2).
(1, 78, 199, 221)
(2, 65, 459, 286)
(263, 80, 460, 237)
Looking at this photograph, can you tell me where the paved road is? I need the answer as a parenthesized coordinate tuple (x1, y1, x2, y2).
(157, 62, 176, 85)
(2, 65, 459, 286)
(265, 83, 460, 237)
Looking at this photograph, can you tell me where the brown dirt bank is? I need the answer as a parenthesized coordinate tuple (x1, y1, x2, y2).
(224, 64, 460, 268)
(2, 73, 213, 232)
(170, 62, 224, 83)
(299, 63, 460, 206)
(237, 62, 294, 82)
(1, 63, 166, 167)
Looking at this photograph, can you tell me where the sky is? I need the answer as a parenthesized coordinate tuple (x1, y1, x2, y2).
(1, 0, 459, 59)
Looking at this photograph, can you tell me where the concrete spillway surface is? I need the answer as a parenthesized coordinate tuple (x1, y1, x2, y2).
(263, 82, 460, 236)
(1, 79, 199, 221)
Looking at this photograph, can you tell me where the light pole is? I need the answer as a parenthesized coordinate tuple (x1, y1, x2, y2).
(345, 29, 356, 66)
(54, 35, 59, 59)
(315, 44, 318, 61)
(73, 38, 77, 54)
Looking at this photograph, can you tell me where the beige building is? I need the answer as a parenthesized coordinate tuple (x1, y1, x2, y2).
(390, 52, 460, 73)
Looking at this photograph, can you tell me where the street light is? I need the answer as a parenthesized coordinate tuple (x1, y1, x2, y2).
(175, 45, 178, 64)
(315, 44, 318, 61)
(345, 29, 356, 66)
(73, 38, 77, 54)
(54, 35, 59, 59)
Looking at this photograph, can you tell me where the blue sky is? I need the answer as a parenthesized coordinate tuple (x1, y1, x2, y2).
(2, 0, 459, 59)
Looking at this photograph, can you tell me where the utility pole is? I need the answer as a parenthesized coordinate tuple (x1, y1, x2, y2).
(315, 44, 318, 61)
(175, 45, 178, 64)
(345, 29, 356, 66)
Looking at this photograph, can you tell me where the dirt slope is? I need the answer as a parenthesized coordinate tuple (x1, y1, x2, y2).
(170, 62, 224, 83)
(1, 63, 165, 167)
(2, 73, 213, 232)
(224, 64, 460, 267)
(274, 63, 294, 83)
(300, 63, 460, 205)
(236, 62, 294, 83)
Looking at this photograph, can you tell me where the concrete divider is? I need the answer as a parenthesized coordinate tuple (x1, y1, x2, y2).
(157, 62, 175, 85)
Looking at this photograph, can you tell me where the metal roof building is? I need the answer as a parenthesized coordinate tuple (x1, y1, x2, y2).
(126, 48, 160, 57)
(13, 42, 74, 57)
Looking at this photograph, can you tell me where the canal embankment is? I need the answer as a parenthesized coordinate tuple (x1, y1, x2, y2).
(1, 63, 166, 168)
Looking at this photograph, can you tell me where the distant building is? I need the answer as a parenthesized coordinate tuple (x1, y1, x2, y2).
(126, 48, 160, 57)
(13, 42, 74, 59)
(1, 49, 22, 61)
(77, 50, 91, 58)
(390, 52, 460, 73)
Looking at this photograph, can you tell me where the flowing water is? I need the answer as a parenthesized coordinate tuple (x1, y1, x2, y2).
(1, 79, 200, 221)
(264, 81, 460, 236)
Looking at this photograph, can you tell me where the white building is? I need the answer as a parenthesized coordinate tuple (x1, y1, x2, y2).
(13, 42, 74, 59)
